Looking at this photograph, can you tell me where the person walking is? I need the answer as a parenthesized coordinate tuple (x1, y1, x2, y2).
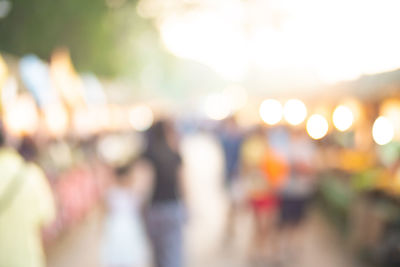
(0, 135, 55, 267)
(101, 164, 150, 267)
(217, 117, 244, 243)
(142, 119, 186, 267)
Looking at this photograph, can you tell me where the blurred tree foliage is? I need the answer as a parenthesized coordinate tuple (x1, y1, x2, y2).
(0, 0, 157, 77)
(0, 0, 225, 99)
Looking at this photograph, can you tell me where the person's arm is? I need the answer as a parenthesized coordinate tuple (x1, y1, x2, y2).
(177, 164, 189, 205)
(177, 163, 190, 223)
(131, 158, 155, 205)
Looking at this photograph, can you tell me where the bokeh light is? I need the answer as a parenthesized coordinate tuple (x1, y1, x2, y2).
(4, 94, 39, 136)
(306, 114, 329, 140)
(97, 134, 137, 166)
(4, 2, 400, 267)
(72, 108, 95, 137)
(372, 116, 394, 145)
(259, 99, 283, 125)
(223, 85, 248, 112)
(236, 102, 261, 128)
(341, 98, 363, 122)
(332, 105, 354, 132)
(1, 76, 17, 108)
(43, 104, 69, 138)
(129, 105, 154, 131)
(0, 54, 7, 89)
(380, 99, 400, 140)
(140, 0, 400, 86)
(204, 93, 231, 121)
(283, 99, 307, 126)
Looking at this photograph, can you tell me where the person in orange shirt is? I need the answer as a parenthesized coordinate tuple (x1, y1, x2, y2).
(260, 147, 289, 192)
(241, 126, 288, 261)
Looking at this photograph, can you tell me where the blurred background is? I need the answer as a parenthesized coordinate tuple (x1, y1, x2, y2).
(1, 0, 400, 266)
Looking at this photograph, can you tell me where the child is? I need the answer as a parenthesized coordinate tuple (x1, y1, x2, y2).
(101, 164, 150, 267)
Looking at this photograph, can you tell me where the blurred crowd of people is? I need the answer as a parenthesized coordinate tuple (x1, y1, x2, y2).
(100, 116, 319, 267)
(217, 117, 317, 265)
(100, 119, 186, 267)
(0, 115, 327, 267)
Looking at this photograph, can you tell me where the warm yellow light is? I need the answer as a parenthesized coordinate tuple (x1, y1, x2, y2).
(72, 109, 92, 137)
(96, 134, 137, 166)
(340, 98, 364, 130)
(372, 116, 394, 145)
(332, 105, 354, 131)
(44, 104, 69, 138)
(73, 107, 109, 137)
(95, 106, 111, 132)
(283, 99, 307, 126)
(4, 94, 39, 136)
(159, 10, 247, 81)
(223, 85, 248, 112)
(129, 105, 154, 131)
(0, 54, 7, 88)
(259, 99, 283, 125)
(236, 102, 261, 128)
(204, 94, 231, 121)
(306, 114, 329, 140)
(144, 0, 400, 85)
(381, 99, 400, 140)
(50, 49, 85, 108)
(109, 106, 128, 131)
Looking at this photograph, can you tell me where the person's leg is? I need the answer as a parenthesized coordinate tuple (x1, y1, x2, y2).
(254, 208, 264, 246)
(226, 200, 236, 239)
(287, 198, 308, 259)
(278, 198, 308, 264)
(277, 197, 294, 262)
(162, 222, 183, 267)
(223, 182, 238, 245)
(156, 204, 184, 267)
(145, 206, 165, 267)
(264, 208, 279, 261)
(152, 236, 164, 267)
(146, 203, 184, 267)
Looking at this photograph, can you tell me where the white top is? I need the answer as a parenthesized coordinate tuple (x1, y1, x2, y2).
(101, 187, 149, 266)
(281, 137, 316, 197)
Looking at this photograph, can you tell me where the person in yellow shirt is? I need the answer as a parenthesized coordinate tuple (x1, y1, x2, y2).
(240, 126, 282, 261)
(0, 136, 55, 267)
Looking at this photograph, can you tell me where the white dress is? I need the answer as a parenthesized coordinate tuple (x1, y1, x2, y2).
(101, 187, 149, 267)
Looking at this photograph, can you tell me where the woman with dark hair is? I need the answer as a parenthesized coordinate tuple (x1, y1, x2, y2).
(142, 119, 185, 267)
(18, 136, 38, 162)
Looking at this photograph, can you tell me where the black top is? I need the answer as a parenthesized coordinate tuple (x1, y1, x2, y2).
(143, 147, 182, 204)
